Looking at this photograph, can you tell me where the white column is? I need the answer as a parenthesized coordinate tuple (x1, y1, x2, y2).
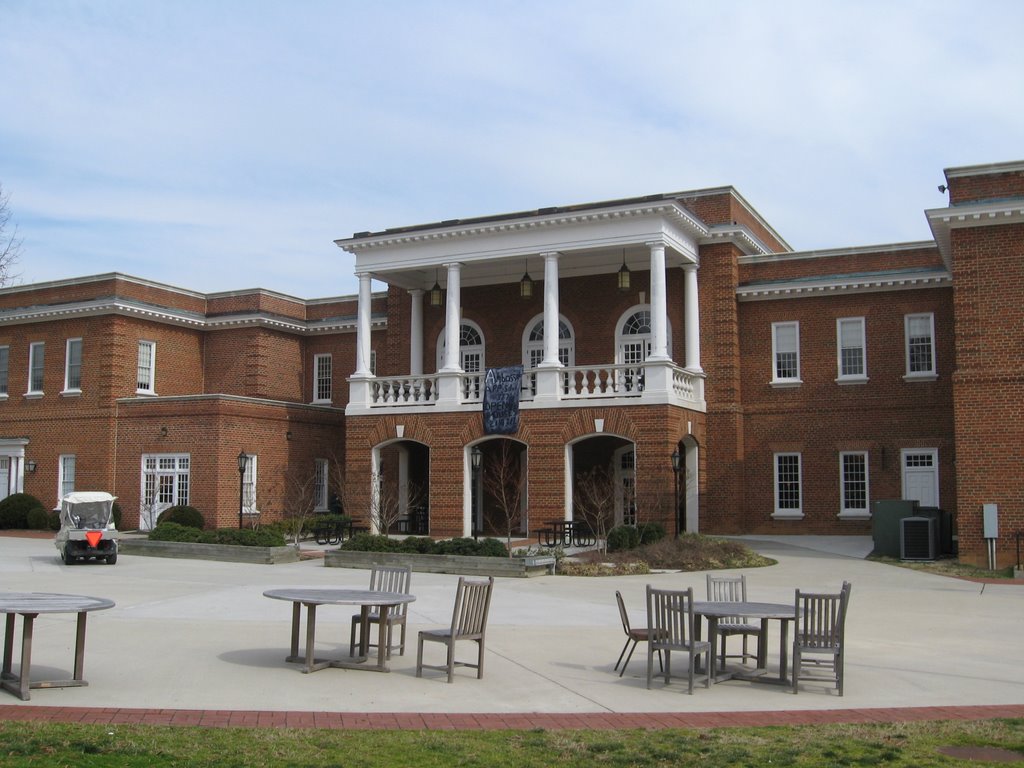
(647, 241, 670, 361)
(683, 263, 703, 372)
(440, 262, 463, 372)
(540, 252, 562, 368)
(409, 289, 424, 376)
(353, 272, 373, 377)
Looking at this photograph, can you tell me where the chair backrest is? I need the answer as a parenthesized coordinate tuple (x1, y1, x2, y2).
(646, 585, 696, 648)
(615, 590, 632, 635)
(795, 581, 851, 650)
(369, 565, 412, 616)
(706, 574, 747, 603)
(449, 576, 494, 640)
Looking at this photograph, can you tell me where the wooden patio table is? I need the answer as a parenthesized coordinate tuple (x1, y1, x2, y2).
(263, 588, 416, 674)
(693, 600, 797, 685)
(1, 591, 115, 701)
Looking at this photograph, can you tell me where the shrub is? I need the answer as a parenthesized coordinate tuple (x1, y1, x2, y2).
(606, 525, 641, 553)
(26, 506, 52, 531)
(0, 493, 46, 529)
(341, 533, 508, 558)
(158, 505, 205, 529)
(637, 521, 666, 545)
(148, 522, 285, 547)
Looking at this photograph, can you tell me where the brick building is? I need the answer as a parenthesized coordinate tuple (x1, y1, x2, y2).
(1, 159, 1021, 567)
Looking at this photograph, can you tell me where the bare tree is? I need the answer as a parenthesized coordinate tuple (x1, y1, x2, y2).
(481, 441, 524, 556)
(572, 465, 620, 554)
(0, 184, 22, 286)
(278, 466, 321, 548)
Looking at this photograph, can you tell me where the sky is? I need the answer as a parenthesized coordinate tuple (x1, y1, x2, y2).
(1, 1, 1022, 300)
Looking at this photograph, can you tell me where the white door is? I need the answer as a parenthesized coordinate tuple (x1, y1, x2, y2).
(901, 449, 939, 507)
(0, 457, 9, 501)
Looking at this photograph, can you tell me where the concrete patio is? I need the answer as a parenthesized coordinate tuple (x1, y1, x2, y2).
(0, 533, 1021, 718)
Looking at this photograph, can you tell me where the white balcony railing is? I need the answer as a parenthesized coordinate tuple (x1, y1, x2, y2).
(352, 361, 704, 413)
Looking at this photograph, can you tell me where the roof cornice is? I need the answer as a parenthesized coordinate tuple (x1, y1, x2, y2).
(944, 160, 1024, 178)
(926, 200, 1024, 268)
(702, 224, 774, 256)
(0, 297, 384, 334)
(737, 268, 952, 301)
(336, 200, 709, 253)
(738, 241, 937, 265)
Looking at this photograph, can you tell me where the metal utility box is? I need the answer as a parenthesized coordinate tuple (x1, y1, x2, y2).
(901, 516, 937, 560)
(871, 499, 919, 557)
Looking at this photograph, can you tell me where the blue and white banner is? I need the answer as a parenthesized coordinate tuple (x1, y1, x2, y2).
(482, 365, 523, 435)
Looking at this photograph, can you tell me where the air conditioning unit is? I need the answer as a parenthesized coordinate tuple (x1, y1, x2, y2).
(900, 516, 937, 561)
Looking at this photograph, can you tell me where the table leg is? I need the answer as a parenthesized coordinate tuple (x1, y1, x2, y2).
(2, 614, 13, 677)
(376, 605, 391, 671)
(303, 603, 317, 674)
(289, 602, 301, 660)
(73, 612, 87, 681)
(757, 618, 769, 669)
(358, 606, 370, 659)
(707, 616, 720, 680)
(17, 613, 35, 701)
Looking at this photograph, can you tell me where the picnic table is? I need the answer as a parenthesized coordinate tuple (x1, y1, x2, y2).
(535, 519, 596, 548)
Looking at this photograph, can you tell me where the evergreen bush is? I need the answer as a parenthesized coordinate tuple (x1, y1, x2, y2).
(637, 521, 666, 545)
(0, 493, 46, 529)
(26, 506, 52, 531)
(147, 522, 285, 547)
(606, 525, 641, 552)
(158, 505, 205, 529)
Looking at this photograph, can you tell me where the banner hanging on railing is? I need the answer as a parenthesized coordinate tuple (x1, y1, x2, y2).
(483, 365, 523, 434)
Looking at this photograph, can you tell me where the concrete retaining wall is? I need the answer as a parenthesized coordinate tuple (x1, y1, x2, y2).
(119, 538, 299, 565)
(324, 549, 555, 577)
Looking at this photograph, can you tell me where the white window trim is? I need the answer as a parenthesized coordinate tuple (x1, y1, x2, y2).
(62, 338, 83, 395)
(835, 317, 868, 384)
(140, 453, 190, 530)
(901, 448, 940, 508)
(242, 454, 258, 516)
(57, 454, 76, 506)
(26, 341, 45, 396)
(904, 312, 937, 381)
(770, 321, 802, 387)
(313, 353, 332, 403)
(137, 340, 157, 395)
(314, 458, 329, 512)
(838, 451, 870, 519)
(772, 452, 804, 519)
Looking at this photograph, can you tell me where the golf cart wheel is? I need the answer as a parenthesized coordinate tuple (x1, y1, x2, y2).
(105, 553, 117, 565)
(63, 546, 77, 564)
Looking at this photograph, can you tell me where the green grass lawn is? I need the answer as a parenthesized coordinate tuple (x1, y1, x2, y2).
(1, 719, 1022, 767)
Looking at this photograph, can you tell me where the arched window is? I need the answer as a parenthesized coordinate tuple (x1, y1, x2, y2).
(521, 315, 575, 397)
(436, 321, 485, 373)
(616, 308, 653, 367)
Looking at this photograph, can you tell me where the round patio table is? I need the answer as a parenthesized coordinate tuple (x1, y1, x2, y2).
(0, 591, 116, 701)
(693, 600, 797, 684)
(264, 588, 416, 674)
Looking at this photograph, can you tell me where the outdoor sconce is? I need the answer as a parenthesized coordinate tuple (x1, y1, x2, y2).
(159, 426, 168, 438)
(471, 445, 482, 472)
(670, 449, 682, 537)
(286, 430, 293, 441)
(617, 250, 631, 292)
(26, 460, 37, 473)
(519, 259, 534, 300)
(429, 269, 443, 307)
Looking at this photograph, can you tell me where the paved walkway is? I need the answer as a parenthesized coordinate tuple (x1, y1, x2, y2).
(1, 533, 1022, 730)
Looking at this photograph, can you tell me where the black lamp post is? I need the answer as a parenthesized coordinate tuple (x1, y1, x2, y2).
(671, 448, 682, 537)
(237, 451, 247, 530)
(471, 446, 482, 539)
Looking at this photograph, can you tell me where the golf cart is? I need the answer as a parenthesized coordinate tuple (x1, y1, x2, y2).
(55, 491, 119, 565)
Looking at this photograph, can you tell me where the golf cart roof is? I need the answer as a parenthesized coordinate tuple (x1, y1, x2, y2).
(62, 492, 117, 504)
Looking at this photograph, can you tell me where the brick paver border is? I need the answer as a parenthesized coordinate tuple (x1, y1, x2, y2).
(1, 704, 1022, 730)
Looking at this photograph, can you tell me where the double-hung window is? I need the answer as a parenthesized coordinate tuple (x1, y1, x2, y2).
(773, 452, 802, 518)
(313, 354, 332, 403)
(241, 454, 258, 516)
(836, 318, 866, 382)
(839, 452, 869, 517)
(137, 340, 156, 394)
(771, 322, 801, 386)
(64, 338, 83, 393)
(58, 454, 76, 500)
(314, 458, 329, 512)
(905, 313, 936, 379)
(0, 345, 8, 397)
(27, 342, 44, 395)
